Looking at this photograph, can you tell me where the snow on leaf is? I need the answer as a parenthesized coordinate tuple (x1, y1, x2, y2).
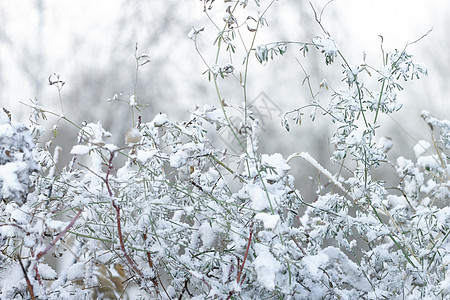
(153, 113, 169, 126)
(38, 263, 58, 280)
(136, 149, 157, 163)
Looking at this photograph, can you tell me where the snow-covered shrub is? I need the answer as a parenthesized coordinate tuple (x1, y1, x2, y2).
(0, 108, 38, 205)
(1, 1, 449, 299)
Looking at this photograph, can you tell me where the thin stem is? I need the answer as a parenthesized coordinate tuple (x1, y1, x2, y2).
(373, 79, 385, 124)
(242, 0, 277, 129)
(338, 50, 368, 127)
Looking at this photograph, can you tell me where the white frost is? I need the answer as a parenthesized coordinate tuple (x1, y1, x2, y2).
(38, 263, 58, 280)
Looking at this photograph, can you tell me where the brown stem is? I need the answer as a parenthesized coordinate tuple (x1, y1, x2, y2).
(102, 151, 142, 279)
(291, 236, 307, 255)
(92, 149, 156, 295)
(143, 233, 172, 299)
(112, 202, 144, 280)
(111, 188, 157, 295)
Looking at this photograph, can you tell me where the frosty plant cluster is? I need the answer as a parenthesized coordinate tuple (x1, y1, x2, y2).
(1, 0, 449, 299)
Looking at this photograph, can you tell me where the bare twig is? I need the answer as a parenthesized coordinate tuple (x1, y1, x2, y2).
(98, 149, 156, 295)
(407, 28, 432, 47)
(309, 0, 335, 36)
(36, 208, 83, 261)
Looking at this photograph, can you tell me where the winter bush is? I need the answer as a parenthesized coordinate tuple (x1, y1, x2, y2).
(1, 1, 449, 299)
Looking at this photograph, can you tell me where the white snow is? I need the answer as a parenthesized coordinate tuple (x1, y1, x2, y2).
(345, 130, 363, 146)
(0, 123, 15, 138)
(255, 44, 268, 63)
(66, 262, 85, 280)
(0, 162, 26, 198)
(10, 205, 30, 224)
(45, 219, 67, 231)
(153, 113, 169, 126)
(413, 140, 430, 158)
(255, 213, 280, 232)
(104, 143, 118, 152)
(312, 35, 339, 57)
(253, 244, 281, 291)
(136, 149, 157, 163)
(129, 94, 136, 106)
(125, 127, 141, 144)
(248, 185, 270, 211)
(70, 145, 91, 155)
(187, 26, 204, 40)
(417, 155, 440, 171)
(0, 263, 23, 290)
(198, 222, 216, 249)
(261, 153, 290, 182)
(304, 250, 329, 278)
(377, 136, 393, 153)
(287, 152, 348, 197)
(194, 105, 226, 124)
(170, 149, 189, 168)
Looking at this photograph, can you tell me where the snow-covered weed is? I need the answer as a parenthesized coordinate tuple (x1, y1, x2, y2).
(1, 1, 449, 299)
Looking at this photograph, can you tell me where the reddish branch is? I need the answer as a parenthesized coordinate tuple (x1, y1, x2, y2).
(105, 150, 143, 278)
(236, 222, 254, 284)
(0, 223, 27, 232)
(104, 150, 156, 294)
(112, 201, 145, 281)
(82, 148, 159, 294)
(227, 223, 254, 300)
(36, 208, 83, 261)
(34, 265, 44, 290)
